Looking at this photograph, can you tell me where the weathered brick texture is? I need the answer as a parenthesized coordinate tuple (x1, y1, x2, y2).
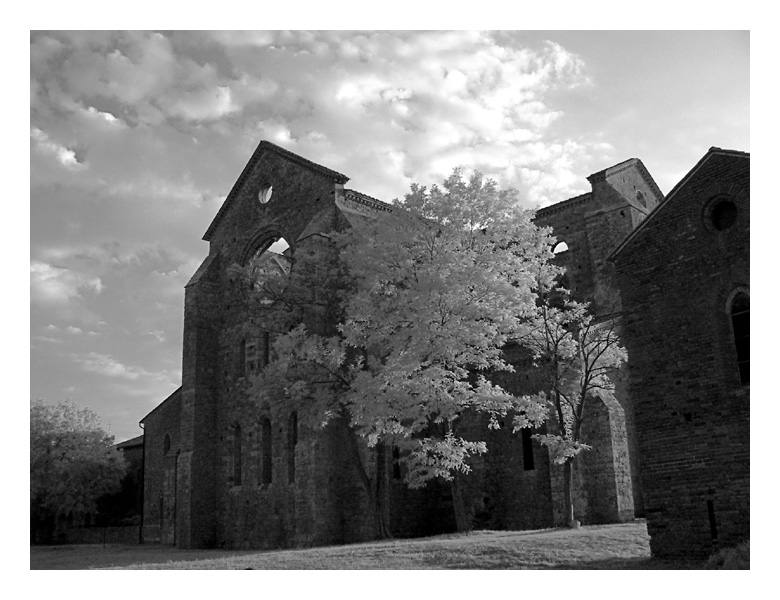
(533, 158, 662, 521)
(140, 142, 680, 549)
(612, 149, 749, 558)
(140, 388, 181, 544)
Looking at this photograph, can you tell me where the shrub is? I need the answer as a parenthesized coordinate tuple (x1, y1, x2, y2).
(705, 541, 749, 569)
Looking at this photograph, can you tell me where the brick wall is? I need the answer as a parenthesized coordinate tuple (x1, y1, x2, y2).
(177, 143, 377, 549)
(613, 150, 749, 557)
(143, 144, 681, 549)
(533, 159, 660, 521)
(140, 388, 181, 544)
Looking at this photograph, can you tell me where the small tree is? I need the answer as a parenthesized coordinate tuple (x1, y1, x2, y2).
(513, 280, 626, 527)
(30, 399, 126, 543)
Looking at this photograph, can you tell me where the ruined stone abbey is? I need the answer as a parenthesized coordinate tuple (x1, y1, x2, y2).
(139, 141, 749, 558)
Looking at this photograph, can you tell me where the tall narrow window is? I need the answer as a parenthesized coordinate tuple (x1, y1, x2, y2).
(233, 424, 243, 486)
(163, 433, 171, 456)
(288, 412, 298, 483)
(261, 418, 273, 484)
(522, 429, 535, 471)
(392, 446, 402, 480)
(730, 292, 749, 385)
(262, 331, 271, 368)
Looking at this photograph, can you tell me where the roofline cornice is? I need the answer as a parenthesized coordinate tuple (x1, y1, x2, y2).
(535, 192, 592, 218)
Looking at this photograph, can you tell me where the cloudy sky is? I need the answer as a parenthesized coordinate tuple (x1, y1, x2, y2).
(30, 30, 749, 442)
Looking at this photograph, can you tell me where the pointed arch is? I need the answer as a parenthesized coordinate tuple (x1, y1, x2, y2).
(260, 417, 273, 484)
(232, 423, 243, 486)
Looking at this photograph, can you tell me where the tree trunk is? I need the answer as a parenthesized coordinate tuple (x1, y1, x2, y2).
(373, 443, 392, 539)
(450, 472, 472, 533)
(562, 458, 578, 528)
(342, 418, 392, 539)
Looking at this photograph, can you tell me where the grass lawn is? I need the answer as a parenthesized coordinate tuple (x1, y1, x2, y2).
(31, 520, 702, 570)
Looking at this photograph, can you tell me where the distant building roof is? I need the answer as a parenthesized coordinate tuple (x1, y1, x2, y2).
(115, 434, 144, 450)
(537, 157, 663, 218)
(140, 386, 182, 425)
(609, 147, 750, 261)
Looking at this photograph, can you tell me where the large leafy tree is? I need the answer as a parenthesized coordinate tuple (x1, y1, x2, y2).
(246, 169, 557, 534)
(336, 170, 555, 531)
(30, 399, 126, 543)
(513, 281, 627, 527)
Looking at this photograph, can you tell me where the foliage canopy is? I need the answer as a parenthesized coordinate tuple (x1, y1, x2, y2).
(250, 169, 559, 491)
(30, 399, 126, 527)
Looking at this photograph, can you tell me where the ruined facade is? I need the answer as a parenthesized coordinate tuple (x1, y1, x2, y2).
(611, 148, 750, 558)
(140, 140, 671, 549)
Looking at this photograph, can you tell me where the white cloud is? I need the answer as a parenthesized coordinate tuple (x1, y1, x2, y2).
(30, 261, 104, 305)
(164, 85, 238, 121)
(74, 352, 148, 380)
(84, 106, 125, 127)
(205, 31, 594, 204)
(206, 30, 275, 48)
(30, 128, 86, 170)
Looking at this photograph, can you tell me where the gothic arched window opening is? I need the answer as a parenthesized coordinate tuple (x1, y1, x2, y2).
(262, 330, 271, 368)
(521, 429, 535, 471)
(246, 236, 292, 301)
(730, 292, 749, 385)
(288, 412, 298, 483)
(392, 446, 402, 480)
(232, 423, 243, 486)
(261, 418, 273, 484)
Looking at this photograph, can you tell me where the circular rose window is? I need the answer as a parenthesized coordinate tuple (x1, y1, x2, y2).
(711, 200, 737, 231)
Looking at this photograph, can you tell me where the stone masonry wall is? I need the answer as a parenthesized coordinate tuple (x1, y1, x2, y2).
(141, 388, 181, 544)
(531, 161, 660, 522)
(180, 145, 378, 549)
(612, 151, 749, 558)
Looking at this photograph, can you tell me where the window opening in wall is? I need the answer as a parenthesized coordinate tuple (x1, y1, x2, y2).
(521, 429, 535, 471)
(288, 412, 298, 483)
(233, 424, 243, 486)
(707, 499, 719, 544)
(712, 200, 738, 231)
(267, 237, 289, 254)
(392, 446, 402, 480)
(163, 433, 171, 456)
(262, 331, 271, 367)
(246, 237, 292, 300)
(553, 241, 569, 254)
(258, 185, 273, 204)
(261, 418, 273, 484)
(730, 292, 749, 385)
(636, 190, 647, 208)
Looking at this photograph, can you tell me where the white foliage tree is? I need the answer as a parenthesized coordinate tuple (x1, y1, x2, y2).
(513, 280, 627, 527)
(248, 169, 558, 534)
